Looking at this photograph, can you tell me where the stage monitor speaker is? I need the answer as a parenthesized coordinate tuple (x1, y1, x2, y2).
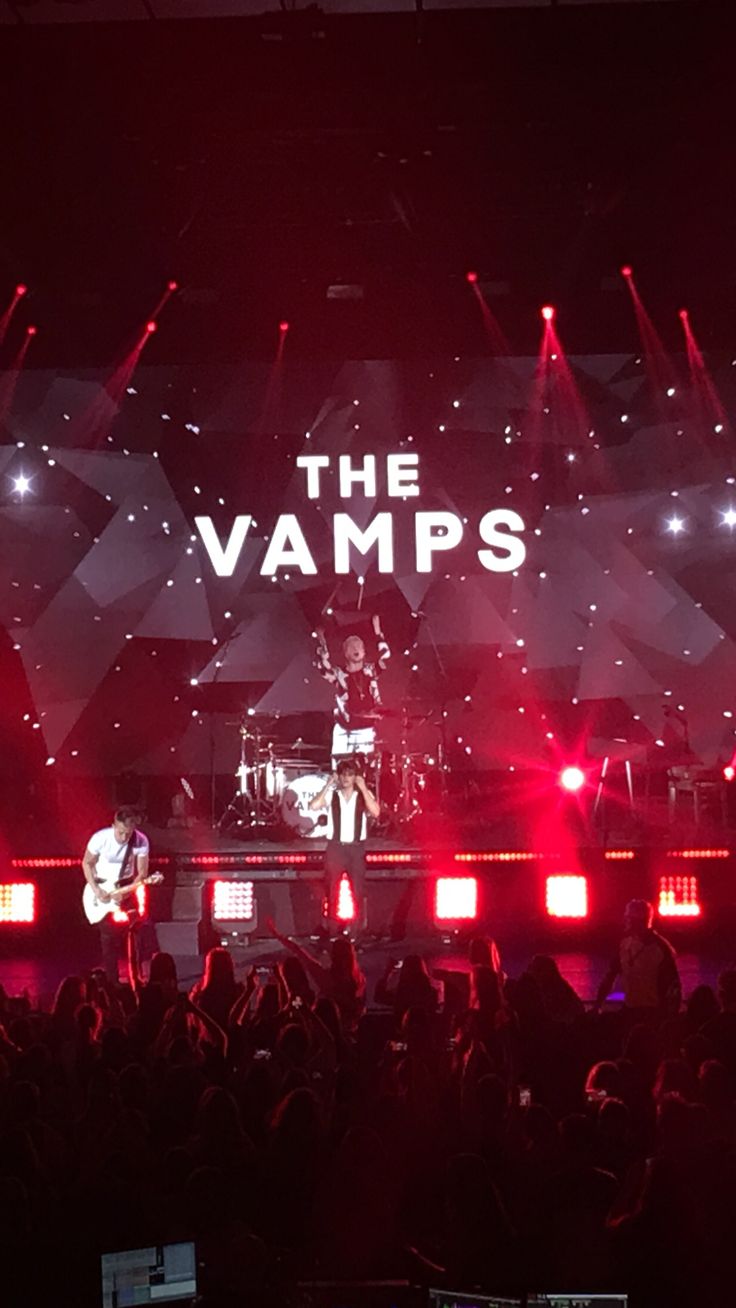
(156, 921, 200, 956)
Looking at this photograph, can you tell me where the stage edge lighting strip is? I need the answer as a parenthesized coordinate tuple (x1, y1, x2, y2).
(668, 849, 729, 859)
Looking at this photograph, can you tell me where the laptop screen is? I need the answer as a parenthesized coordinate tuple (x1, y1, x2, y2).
(528, 1298, 628, 1307)
(101, 1242, 197, 1308)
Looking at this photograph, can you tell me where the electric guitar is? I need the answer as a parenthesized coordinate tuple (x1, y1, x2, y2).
(83, 873, 164, 925)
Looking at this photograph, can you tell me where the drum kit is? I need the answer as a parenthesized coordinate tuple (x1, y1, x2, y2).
(218, 706, 448, 838)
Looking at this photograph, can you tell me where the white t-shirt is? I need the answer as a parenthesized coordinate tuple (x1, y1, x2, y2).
(86, 827, 149, 891)
(335, 790, 367, 844)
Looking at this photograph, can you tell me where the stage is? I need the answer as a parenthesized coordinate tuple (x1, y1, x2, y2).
(3, 812, 736, 993)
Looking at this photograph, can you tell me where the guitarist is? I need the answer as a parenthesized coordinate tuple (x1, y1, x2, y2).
(82, 806, 150, 983)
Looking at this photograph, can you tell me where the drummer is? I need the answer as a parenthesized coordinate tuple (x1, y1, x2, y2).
(314, 614, 391, 765)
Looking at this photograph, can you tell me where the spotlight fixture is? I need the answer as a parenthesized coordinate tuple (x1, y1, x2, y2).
(167, 280, 178, 292)
(15, 283, 28, 297)
(541, 305, 555, 322)
(724, 765, 735, 782)
(26, 325, 37, 336)
(559, 765, 585, 793)
(465, 271, 479, 285)
(620, 265, 633, 278)
(146, 321, 157, 334)
(679, 308, 689, 320)
(279, 320, 290, 333)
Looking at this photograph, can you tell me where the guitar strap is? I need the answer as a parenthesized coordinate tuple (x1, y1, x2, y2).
(117, 830, 138, 887)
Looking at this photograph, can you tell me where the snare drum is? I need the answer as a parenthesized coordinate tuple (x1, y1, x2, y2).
(281, 772, 334, 839)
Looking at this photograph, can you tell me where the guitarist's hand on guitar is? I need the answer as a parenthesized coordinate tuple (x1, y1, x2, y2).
(96, 888, 112, 904)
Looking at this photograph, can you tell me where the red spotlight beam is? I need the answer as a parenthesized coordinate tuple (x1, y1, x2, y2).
(0, 327, 36, 424)
(678, 308, 727, 428)
(523, 315, 555, 457)
(0, 284, 27, 347)
(257, 318, 290, 435)
(467, 278, 510, 355)
(63, 316, 159, 446)
(621, 268, 679, 401)
(148, 279, 179, 321)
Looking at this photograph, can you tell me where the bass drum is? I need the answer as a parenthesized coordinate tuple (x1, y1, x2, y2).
(281, 772, 334, 839)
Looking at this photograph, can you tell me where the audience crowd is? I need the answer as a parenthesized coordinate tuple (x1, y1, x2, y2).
(1, 920, 736, 1307)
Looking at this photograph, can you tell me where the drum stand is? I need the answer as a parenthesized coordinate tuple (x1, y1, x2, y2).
(218, 723, 273, 834)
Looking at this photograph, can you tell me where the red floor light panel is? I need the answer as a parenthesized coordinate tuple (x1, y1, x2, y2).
(0, 882, 36, 923)
(336, 874, 356, 921)
(658, 875, 701, 917)
(212, 879, 255, 922)
(435, 876, 479, 922)
(545, 875, 588, 919)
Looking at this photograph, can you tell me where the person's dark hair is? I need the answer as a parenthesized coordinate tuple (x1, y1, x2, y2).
(276, 1022, 310, 1067)
(469, 965, 504, 1015)
(337, 757, 360, 777)
(199, 947, 236, 992)
(75, 1002, 101, 1037)
(653, 1057, 697, 1102)
(468, 937, 502, 972)
(685, 984, 719, 1029)
(717, 968, 736, 1009)
(394, 954, 437, 1014)
(585, 1060, 622, 1098)
(149, 952, 178, 989)
(254, 981, 280, 1021)
(528, 954, 565, 987)
(314, 995, 342, 1044)
(330, 936, 363, 988)
(625, 898, 653, 928)
(52, 975, 84, 1021)
(114, 805, 141, 827)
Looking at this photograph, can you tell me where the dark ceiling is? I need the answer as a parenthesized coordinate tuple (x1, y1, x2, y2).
(0, 1, 733, 364)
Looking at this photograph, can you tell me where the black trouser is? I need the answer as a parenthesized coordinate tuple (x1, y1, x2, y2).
(99, 911, 139, 984)
(324, 840, 366, 922)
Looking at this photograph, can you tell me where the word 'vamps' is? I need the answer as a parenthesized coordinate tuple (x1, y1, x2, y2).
(195, 510, 526, 577)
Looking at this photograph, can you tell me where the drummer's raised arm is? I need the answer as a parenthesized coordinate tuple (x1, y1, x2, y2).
(372, 614, 390, 668)
(313, 627, 337, 683)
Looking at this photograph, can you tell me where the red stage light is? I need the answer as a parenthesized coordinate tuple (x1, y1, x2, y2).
(455, 851, 536, 862)
(679, 308, 689, 320)
(146, 321, 157, 334)
(16, 283, 28, 297)
(167, 280, 178, 292)
(26, 325, 37, 336)
(0, 883, 36, 923)
(465, 271, 479, 284)
(111, 884, 147, 924)
(620, 265, 633, 278)
(604, 849, 636, 860)
(541, 305, 555, 322)
(669, 848, 729, 859)
(365, 852, 415, 864)
(658, 874, 701, 918)
(724, 765, 735, 782)
(336, 874, 356, 922)
(559, 765, 585, 793)
(546, 875, 588, 919)
(212, 879, 255, 922)
(435, 876, 479, 922)
(279, 320, 290, 333)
